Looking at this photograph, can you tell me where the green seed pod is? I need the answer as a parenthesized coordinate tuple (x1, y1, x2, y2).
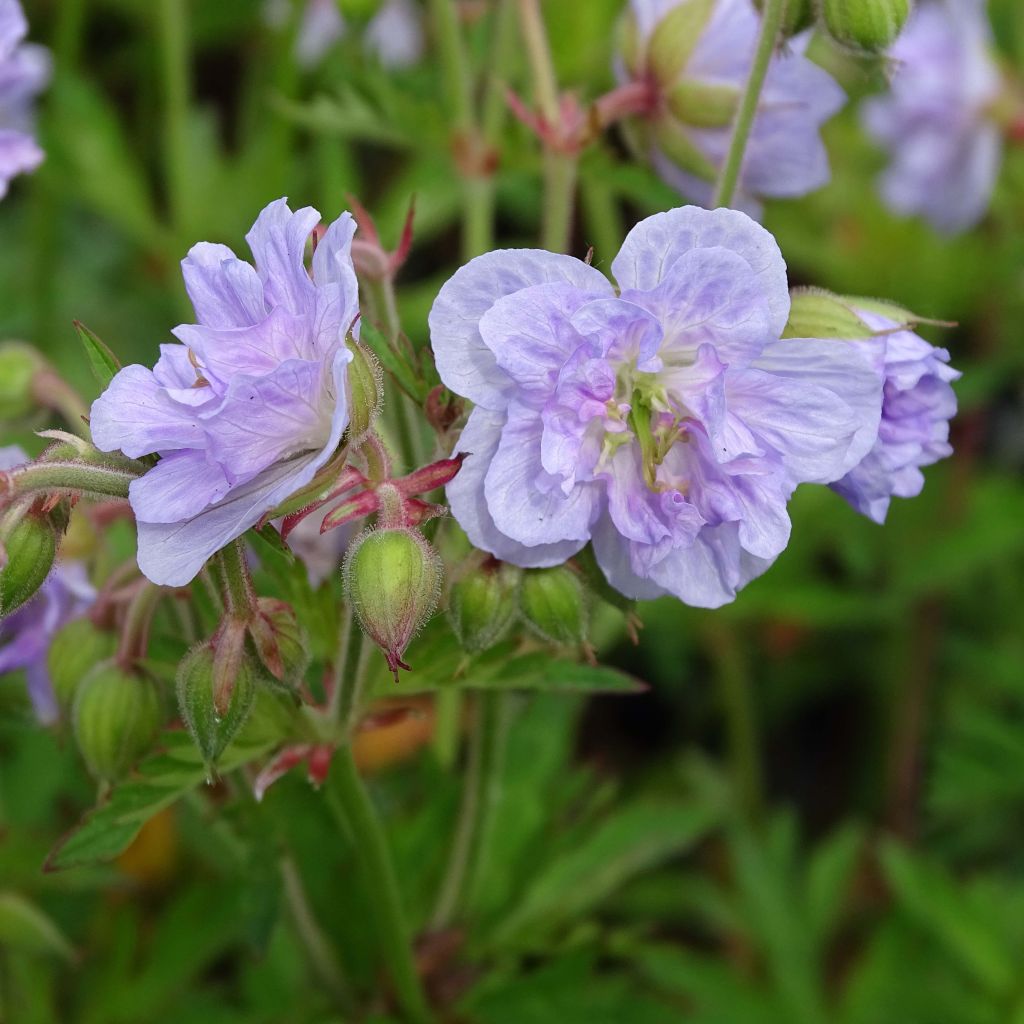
(251, 598, 311, 692)
(448, 559, 520, 654)
(0, 515, 57, 618)
(345, 340, 384, 445)
(0, 343, 41, 423)
(782, 288, 873, 340)
(519, 566, 589, 648)
(73, 663, 162, 782)
(343, 527, 442, 679)
(47, 618, 118, 713)
(822, 0, 912, 53)
(176, 643, 256, 770)
(754, 0, 815, 36)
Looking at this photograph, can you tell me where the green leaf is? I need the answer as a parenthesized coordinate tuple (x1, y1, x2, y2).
(879, 840, 1016, 997)
(491, 799, 718, 947)
(73, 321, 121, 390)
(0, 892, 75, 961)
(806, 823, 864, 944)
(359, 319, 427, 403)
(44, 733, 272, 872)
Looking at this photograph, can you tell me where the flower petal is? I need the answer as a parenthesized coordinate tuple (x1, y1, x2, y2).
(429, 248, 613, 411)
(244, 198, 321, 318)
(447, 407, 587, 566)
(128, 450, 231, 524)
(181, 242, 266, 329)
(90, 364, 207, 458)
(611, 206, 789, 338)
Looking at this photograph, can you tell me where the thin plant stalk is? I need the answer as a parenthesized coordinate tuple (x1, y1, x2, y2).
(711, 0, 788, 208)
(326, 747, 433, 1024)
(156, 0, 192, 242)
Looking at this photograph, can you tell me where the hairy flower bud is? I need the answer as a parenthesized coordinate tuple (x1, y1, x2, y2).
(343, 527, 442, 679)
(250, 598, 311, 692)
(345, 339, 384, 445)
(72, 663, 162, 782)
(0, 343, 41, 423)
(754, 0, 815, 35)
(47, 618, 117, 712)
(518, 566, 589, 648)
(0, 514, 58, 618)
(822, 0, 912, 52)
(177, 642, 256, 770)
(448, 558, 520, 654)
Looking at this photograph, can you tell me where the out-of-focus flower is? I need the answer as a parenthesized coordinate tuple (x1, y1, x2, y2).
(862, 0, 1002, 234)
(831, 309, 959, 522)
(282, 511, 353, 587)
(430, 206, 882, 608)
(91, 199, 358, 587)
(618, 0, 845, 216)
(278, 0, 424, 71)
(364, 0, 424, 69)
(0, 0, 50, 199)
(0, 446, 94, 723)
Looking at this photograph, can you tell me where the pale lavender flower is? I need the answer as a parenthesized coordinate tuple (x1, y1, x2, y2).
(430, 207, 883, 608)
(0, 0, 50, 200)
(364, 0, 425, 70)
(831, 311, 959, 522)
(280, 512, 353, 587)
(862, 0, 1002, 234)
(293, 0, 347, 69)
(0, 446, 95, 724)
(622, 0, 845, 216)
(91, 199, 357, 588)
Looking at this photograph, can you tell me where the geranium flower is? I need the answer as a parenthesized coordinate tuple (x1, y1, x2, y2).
(831, 310, 959, 522)
(619, 0, 845, 215)
(430, 206, 882, 608)
(0, 446, 95, 724)
(862, 0, 1002, 234)
(91, 199, 358, 587)
(0, 0, 50, 199)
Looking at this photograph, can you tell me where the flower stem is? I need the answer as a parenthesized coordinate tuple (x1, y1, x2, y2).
(0, 458, 143, 504)
(115, 582, 163, 671)
(705, 620, 763, 823)
(428, 0, 475, 136)
(215, 539, 256, 619)
(516, 0, 577, 252)
(431, 691, 509, 928)
(280, 857, 354, 1011)
(326, 747, 433, 1024)
(711, 0, 787, 209)
(156, 0, 192, 240)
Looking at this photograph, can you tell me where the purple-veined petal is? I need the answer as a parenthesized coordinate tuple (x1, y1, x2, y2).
(181, 242, 266, 329)
(623, 246, 772, 367)
(479, 282, 592, 401)
(128, 450, 231, 524)
(484, 401, 600, 547)
(429, 248, 614, 411)
(447, 407, 588, 566)
(245, 198, 321, 318)
(611, 206, 790, 337)
(90, 364, 207, 457)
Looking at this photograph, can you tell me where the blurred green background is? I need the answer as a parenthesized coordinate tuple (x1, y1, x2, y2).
(2, 1, 1024, 1022)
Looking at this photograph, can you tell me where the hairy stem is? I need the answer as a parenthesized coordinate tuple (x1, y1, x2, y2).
(115, 582, 164, 671)
(0, 459, 143, 504)
(215, 539, 256, 619)
(326, 747, 433, 1023)
(711, 0, 787, 209)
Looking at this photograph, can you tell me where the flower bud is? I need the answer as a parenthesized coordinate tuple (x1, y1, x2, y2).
(782, 289, 872, 340)
(448, 558, 520, 654)
(647, 0, 716, 86)
(47, 618, 118, 713)
(250, 598, 311, 692)
(176, 642, 256, 770)
(518, 566, 589, 648)
(0, 342, 41, 423)
(343, 527, 442, 679)
(822, 0, 912, 53)
(233, 686, 301, 749)
(72, 663, 162, 782)
(754, 0, 815, 36)
(0, 515, 57, 618)
(345, 339, 384, 445)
